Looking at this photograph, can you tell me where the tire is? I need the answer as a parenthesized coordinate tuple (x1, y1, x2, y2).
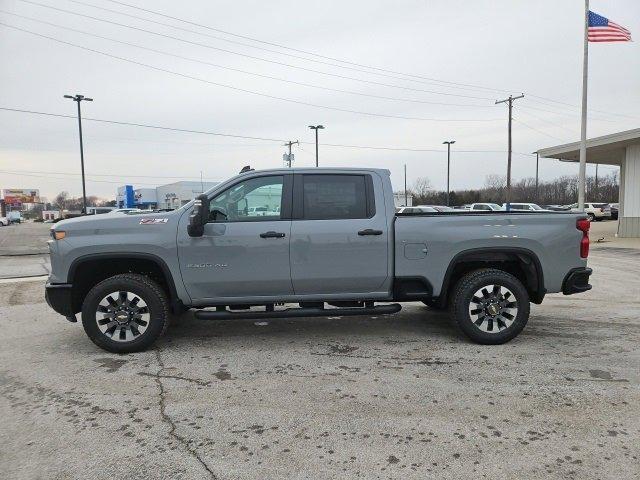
(81, 273, 170, 353)
(587, 213, 595, 222)
(451, 268, 530, 345)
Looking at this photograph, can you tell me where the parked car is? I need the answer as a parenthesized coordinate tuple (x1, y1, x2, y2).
(544, 205, 571, 212)
(610, 203, 619, 220)
(397, 206, 438, 214)
(0, 216, 9, 226)
(46, 167, 592, 353)
(469, 203, 504, 212)
(7, 211, 22, 224)
(567, 202, 612, 221)
(425, 205, 469, 213)
(504, 203, 550, 212)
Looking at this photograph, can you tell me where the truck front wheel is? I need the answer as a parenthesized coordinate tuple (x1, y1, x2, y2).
(451, 269, 530, 344)
(81, 274, 170, 353)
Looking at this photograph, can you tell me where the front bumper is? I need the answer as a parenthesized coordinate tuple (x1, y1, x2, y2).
(45, 282, 76, 317)
(562, 267, 592, 295)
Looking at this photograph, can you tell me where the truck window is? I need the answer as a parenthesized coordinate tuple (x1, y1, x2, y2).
(302, 174, 369, 220)
(209, 175, 284, 222)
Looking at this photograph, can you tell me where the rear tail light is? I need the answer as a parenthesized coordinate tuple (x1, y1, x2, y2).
(576, 218, 590, 258)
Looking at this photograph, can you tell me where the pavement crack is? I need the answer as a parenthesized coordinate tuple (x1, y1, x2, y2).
(139, 371, 212, 387)
(153, 349, 218, 479)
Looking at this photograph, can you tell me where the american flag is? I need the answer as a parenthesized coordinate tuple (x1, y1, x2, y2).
(588, 11, 632, 42)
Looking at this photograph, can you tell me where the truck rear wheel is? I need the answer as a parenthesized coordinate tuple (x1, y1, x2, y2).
(81, 274, 170, 353)
(451, 269, 530, 344)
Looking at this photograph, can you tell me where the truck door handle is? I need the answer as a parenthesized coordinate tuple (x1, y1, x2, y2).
(358, 229, 383, 236)
(260, 231, 286, 238)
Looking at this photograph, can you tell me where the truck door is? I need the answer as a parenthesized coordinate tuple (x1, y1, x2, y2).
(177, 174, 293, 301)
(289, 173, 389, 296)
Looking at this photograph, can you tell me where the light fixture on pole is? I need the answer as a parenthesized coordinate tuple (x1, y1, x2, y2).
(308, 125, 324, 167)
(443, 141, 455, 206)
(64, 94, 93, 214)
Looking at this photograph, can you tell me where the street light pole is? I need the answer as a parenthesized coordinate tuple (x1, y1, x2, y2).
(443, 140, 455, 206)
(308, 125, 324, 167)
(64, 94, 93, 214)
(533, 151, 539, 203)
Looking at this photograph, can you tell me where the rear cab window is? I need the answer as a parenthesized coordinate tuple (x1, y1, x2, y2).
(294, 174, 375, 220)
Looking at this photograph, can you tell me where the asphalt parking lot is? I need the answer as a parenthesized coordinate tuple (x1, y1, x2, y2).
(0, 223, 639, 479)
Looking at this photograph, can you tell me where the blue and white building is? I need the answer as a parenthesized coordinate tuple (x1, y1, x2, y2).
(116, 181, 219, 210)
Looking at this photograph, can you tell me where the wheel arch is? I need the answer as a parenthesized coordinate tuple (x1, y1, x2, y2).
(68, 253, 183, 314)
(438, 247, 545, 307)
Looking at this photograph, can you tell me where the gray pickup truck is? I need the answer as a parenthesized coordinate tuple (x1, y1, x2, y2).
(45, 167, 592, 353)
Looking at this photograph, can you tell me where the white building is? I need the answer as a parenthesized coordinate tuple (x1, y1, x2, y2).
(393, 192, 413, 208)
(538, 128, 640, 238)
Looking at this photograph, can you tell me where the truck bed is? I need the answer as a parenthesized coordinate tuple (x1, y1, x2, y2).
(394, 211, 586, 297)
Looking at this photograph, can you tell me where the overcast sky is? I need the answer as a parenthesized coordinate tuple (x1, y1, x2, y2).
(1, 0, 638, 200)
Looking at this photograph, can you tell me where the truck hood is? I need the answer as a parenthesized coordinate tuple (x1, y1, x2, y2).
(51, 210, 181, 233)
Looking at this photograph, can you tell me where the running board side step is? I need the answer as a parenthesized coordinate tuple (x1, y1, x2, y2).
(194, 303, 402, 320)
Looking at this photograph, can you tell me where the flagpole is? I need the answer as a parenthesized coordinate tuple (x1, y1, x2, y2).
(578, 0, 589, 210)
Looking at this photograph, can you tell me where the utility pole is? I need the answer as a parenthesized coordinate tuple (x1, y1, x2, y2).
(404, 164, 408, 206)
(283, 140, 298, 168)
(443, 140, 455, 206)
(308, 125, 324, 167)
(495, 94, 524, 211)
(533, 151, 539, 203)
(594, 163, 599, 201)
(200, 171, 204, 193)
(64, 94, 93, 214)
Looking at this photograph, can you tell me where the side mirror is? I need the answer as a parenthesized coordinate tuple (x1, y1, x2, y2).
(187, 194, 209, 237)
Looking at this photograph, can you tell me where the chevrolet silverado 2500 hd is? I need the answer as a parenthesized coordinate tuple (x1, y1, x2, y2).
(45, 168, 592, 353)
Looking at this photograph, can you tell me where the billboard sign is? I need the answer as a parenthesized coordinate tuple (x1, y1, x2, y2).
(1, 189, 40, 207)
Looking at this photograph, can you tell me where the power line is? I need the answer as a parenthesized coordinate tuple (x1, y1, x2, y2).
(1, 168, 223, 180)
(0, 10, 496, 109)
(0, 107, 288, 142)
(516, 109, 577, 135)
(95, 0, 640, 121)
(13, 1, 497, 102)
(513, 117, 565, 142)
(526, 93, 640, 121)
(61, 0, 503, 95)
(99, 0, 515, 95)
(23, 0, 634, 121)
(0, 106, 536, 155)
(0, 23, 502, 123)
(0, 169, 163, 185)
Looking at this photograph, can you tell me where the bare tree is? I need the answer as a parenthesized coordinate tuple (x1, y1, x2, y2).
(53, 191, 69, 210)
(412, 177, 433, 204)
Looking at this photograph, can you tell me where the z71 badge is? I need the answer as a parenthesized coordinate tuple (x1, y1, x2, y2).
(139, 218, 168, 225)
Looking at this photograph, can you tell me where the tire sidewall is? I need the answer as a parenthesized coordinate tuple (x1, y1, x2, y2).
(453, 270, 530, 344)
(81, 275, 167, 353)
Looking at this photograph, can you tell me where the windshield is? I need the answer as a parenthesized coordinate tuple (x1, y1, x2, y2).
(486, 204, 501, 210)
(530, 204, 543, 210)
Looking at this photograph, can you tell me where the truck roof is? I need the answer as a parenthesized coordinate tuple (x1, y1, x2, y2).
(238, 167, 391, 175)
